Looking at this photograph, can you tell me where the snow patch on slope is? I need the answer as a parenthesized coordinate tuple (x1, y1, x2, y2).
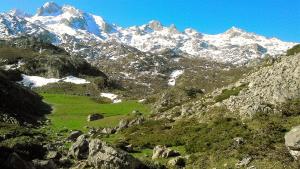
(19, 74, 89, 87)
(100, 93, 122, 103)
(168, 70, 184, 86)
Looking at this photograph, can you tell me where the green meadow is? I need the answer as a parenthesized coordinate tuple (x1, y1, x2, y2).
(41, 93, 150, 132)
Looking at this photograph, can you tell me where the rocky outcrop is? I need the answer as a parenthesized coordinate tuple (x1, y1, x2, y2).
(167, 156, 186, 167)
(152, 145, 180, 159)
(155, 54, 300, 120)
(68, 135, 89, 160)
(222, 54, 300, 117)
(88, 139, 145, 169)
(115, 116, 145, 132)
(67, 136, 145, 169)
(285, 126, 300, 159)
(67, 130, 83, 141)
(3, 152, 35, 169)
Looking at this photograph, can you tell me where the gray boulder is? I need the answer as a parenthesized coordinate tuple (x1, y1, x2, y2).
(236, 157, 252, 167)
(32, 159, 57, 169)
(46, 151, 61, 160)
(152, 145, 180, 159)
(167, 156, 185, 167)
(285, 126, 300, 159)
(4, 153, 34, 169)
(67, 130, 83, 141)
(88, 139, 144, 169)
(87, 113, 104, 122)
(101, 127, 116, 134)
(68, 135, 89, 160)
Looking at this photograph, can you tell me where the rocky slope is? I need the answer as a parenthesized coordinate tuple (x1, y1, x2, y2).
(154, 53, 300, 120)
(0, 69, 51, 125)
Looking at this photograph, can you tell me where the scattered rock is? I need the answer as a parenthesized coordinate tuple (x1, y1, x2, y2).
(58, 156, 72, 167)
(88, 139, 145, 169)
(101, 127, 116, 134)
(3, 152, 34, 169)
(70, 161, 88, 169)
(236, 156, 252, 167)
(152, 145, 180, 159)
(285, 126, 300, 159)
(46, 151, 61, 160)
(116, 116, 146, 132)
(67, 130, 83, 141)
(68, 135, 89, 160)
(167, 156, 185, 167)
(233, 137, 244, 147)
(32, 159, 57, 169)
(87, 113, 104, 122)
(117, 119, 129, 131)
(132, 110, 142, 116)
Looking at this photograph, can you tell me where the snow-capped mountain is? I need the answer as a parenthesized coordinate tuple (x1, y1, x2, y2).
(0, 2, 297, 64)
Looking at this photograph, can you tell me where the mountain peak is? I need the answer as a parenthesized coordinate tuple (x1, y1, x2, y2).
(36, 2, 62, 16)
(148, 20, 163, 31)
(168, 24, 179, 34)
(224, 26, 247, 37)
(7, 9, 31, 18)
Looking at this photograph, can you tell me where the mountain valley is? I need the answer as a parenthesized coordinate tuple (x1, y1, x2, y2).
(0, 2, 299, 169)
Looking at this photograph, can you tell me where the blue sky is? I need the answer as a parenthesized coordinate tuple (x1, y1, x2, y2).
(0, 0, 299, 42)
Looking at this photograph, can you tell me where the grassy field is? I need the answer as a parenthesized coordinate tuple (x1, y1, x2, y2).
(41, 93, 150, 132)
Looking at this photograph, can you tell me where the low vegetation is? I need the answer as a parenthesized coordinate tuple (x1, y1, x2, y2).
(214, 83, 248, 102)
(287, 44, 300, 56)
(41, 93, 150, 132)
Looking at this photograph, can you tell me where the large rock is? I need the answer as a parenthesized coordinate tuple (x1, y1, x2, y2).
(68, 135, 89, 160)
(67, 130, 83, 141)
(32, 159, 57, 169)
(116, 116, 145, 132)
(152, 145, 180, 159)
(88, 139, 144, 169)
(285, 126, 300, 159)
(3, 152, 34, 169)
(167, 156, 185, 167)
(87, 113, 104, 122)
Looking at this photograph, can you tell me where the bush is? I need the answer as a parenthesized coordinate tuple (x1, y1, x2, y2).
(280, 98, 300, 116)
(287, 44, 300, 56)
(214, 84, 247, 102)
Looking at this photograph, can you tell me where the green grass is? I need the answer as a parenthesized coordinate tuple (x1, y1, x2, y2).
(214, 84, 248, 102)
(41, 93, 150, 132)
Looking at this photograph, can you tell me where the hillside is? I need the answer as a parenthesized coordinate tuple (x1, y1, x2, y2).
(0, 69, 51, 124)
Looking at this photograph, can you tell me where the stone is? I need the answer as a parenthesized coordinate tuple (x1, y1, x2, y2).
(117, 119, 129, 131)
(132, 110, 142, 116)
(4, 153, 34, 169)
(58, 156, 72, 167)
(67, 130, 83, 141)
(233, 137, 244, 147)
(87, 113, 104, 122)
(101, 127, 116, 134)
(167, 156, 185, 167)
(88, 139, 144, 169)
(32, 159, 57, 169)
(46, 151, 61, 160)
(68, 135, 89, 160)
(285, 126, 300, 159)
(152, 145, 180, 159)
(236, 157, 252, 167)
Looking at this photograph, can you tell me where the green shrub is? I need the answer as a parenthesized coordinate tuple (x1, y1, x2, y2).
(214, 84, 248, 102)
(287, 44, 300, 56)
(280, 98, 300, 116)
